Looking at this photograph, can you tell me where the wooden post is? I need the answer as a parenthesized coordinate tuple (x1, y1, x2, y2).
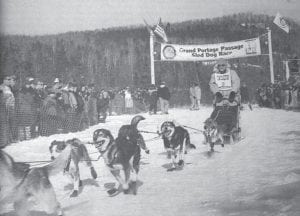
(267, 28, 274, 83)
(150, 31, 155, 85)
(285, 60, 290, 81)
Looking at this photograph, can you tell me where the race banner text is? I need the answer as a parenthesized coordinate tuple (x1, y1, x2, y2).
(161, 37, 261, 61)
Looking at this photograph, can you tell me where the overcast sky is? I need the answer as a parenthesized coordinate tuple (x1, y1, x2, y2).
(1, 0, 299, 36)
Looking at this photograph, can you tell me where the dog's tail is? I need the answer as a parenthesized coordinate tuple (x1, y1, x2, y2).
(43, 144, 72, 176)
(189, 143, 196, 149)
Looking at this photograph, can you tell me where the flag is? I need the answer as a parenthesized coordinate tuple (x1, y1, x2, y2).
(273, 12, 290, 33)
(154, 18, 168, 42)
(143, 19, 153, 33)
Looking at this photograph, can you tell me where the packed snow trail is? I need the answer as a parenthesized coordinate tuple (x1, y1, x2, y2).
(1, 107, 300, 216)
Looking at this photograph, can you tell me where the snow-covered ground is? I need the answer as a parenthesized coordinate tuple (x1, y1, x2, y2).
(1, 106, 300, 216)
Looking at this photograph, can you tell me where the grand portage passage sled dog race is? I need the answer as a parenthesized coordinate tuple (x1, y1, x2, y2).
(2, 1, 300, 215)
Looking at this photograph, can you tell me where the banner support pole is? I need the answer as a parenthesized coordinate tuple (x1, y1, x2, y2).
(284, 60, 290, 81)
(150, 31, 155, 85)
(267, 27, 275, 83)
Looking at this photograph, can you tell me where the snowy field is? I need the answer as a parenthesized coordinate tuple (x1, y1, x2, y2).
(1, 106, 300, 216)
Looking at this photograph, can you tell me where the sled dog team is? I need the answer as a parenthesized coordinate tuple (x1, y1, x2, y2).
(0, 114, 231, 216)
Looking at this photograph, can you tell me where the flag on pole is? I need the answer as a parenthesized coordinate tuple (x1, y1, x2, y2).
(154, 18, 168, 42)
(143, 19, 153, 33)
(273, 12, 290, 33)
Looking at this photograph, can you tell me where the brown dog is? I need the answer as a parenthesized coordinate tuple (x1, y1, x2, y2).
(203, 117, 234, 152)
(49, 138, 97, 197)
(0, 146, 72, 216)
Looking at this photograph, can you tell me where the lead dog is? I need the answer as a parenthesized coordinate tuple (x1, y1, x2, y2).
(0, 146, 72, 216)
(49, 138, 97, 197)
(203, 117, 235, 152)
(160, 121, 196, 171)
(93, 115, 149, 196)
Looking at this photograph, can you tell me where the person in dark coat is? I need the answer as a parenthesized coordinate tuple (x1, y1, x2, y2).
(148, 84, 158, 114)
(64, 82, 79, 132)
(240, 82, 250, 104)
(112, 89, 125, 115)
(87, 84, 98, 126)
(108, 89, 115, 116)
(157, 81, 171, 114)
(16, 78, 38, 140)
(40, 91, 62, 136)
(34, 81, 47, 136)
(74, 86, 86, 130)
(97, 90, 110, 123)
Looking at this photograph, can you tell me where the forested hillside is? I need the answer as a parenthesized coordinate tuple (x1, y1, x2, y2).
(1, 13, 299, 103)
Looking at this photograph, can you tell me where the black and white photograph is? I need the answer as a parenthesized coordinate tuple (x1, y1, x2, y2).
(1, 0, 300, 215)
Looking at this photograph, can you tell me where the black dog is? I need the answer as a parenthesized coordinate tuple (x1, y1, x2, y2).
(93, 115, 149, 196)
(160, 121, 196, 171)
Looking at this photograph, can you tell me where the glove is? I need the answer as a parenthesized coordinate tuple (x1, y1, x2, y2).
(145, 149, 150, 154)
(215, 92, 223, 103)
(229, 91, 236, 103)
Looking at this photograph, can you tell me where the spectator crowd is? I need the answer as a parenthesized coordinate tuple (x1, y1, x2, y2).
(254, 77, 300, 109)
(0, 76, 172, 148)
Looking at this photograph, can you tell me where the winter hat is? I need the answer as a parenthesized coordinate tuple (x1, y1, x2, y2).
(216, 59, 228, 66)
(25, 77, 35, 85)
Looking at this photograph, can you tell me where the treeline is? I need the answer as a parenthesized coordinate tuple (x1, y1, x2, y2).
(1, 13, 299, 103)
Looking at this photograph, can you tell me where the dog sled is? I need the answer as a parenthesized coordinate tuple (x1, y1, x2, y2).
(204, 98, 241, 151)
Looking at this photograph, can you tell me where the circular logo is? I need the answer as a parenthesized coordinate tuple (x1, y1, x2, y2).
(162, 45, 176, 60)
(279, 17, 287, 27)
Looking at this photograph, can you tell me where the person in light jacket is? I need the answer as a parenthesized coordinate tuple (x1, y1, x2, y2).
(189, 83, 196, 110)
(194, 83, 201, 110)
(124, 87, 134, 114)
(209, 59, 240, 104)
(0, 75, 16, 148)
(148, 84, 158, 114)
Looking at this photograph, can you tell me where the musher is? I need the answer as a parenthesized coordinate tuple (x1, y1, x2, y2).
(209, 58, 240, 122)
